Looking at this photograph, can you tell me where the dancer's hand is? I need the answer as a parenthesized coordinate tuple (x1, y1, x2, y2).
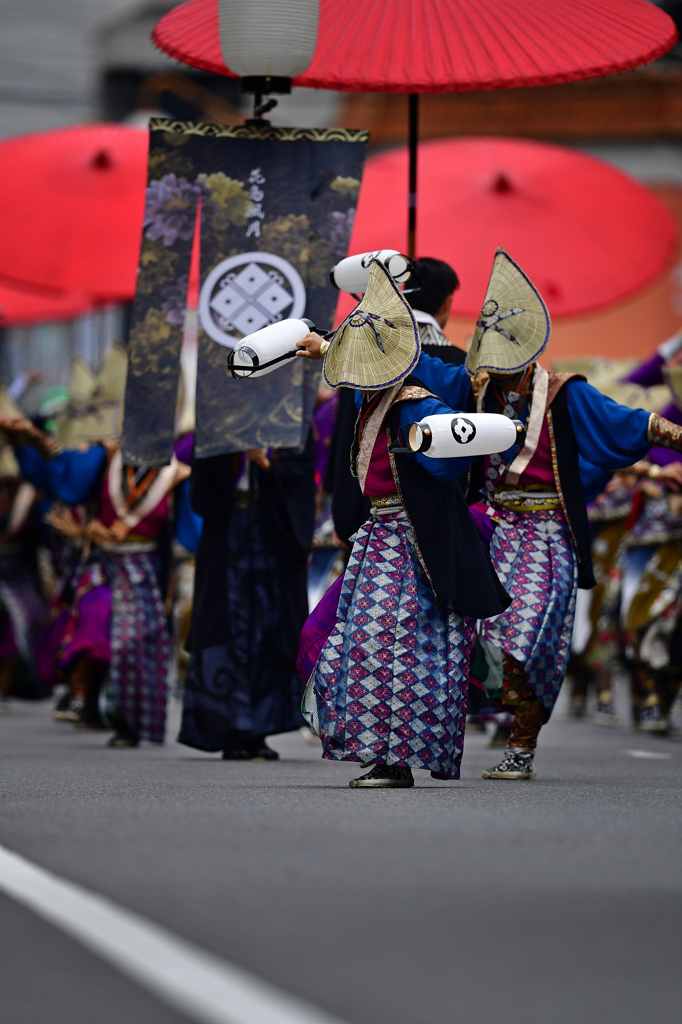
(85, 518, 115, 545)
(296, 332, 326, 360)
(0, 413, 33, 443)
(246, 448, 271, 472)
(657, 461, 682, 491)
(44, 504, 83, 539)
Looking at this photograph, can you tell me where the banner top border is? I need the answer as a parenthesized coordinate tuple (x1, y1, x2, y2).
(149, 118, 369, 144)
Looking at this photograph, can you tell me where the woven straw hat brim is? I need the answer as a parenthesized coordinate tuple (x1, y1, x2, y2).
(467, 248, 551, 375)
(663, 365, 682, 411)
(0, 389, 20, 477)
(58, 342, 128, 445)
(323, 259, 420, 390)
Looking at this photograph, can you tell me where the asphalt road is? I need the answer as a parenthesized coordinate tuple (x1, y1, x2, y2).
(1, 689, 680, 1024)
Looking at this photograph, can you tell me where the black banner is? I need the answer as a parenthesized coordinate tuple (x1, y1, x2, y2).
(122, 119, 368, 465)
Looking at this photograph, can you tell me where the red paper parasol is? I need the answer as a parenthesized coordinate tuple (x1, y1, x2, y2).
(153, 0, 677, 255)
(343, 136, 678, 320)
(153, 0, 677, 92)
(0, 125, 148, 303)
(0, 281, 92, 327)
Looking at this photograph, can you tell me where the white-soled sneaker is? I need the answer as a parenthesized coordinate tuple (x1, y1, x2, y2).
(592, 700, 619, 727)
(349, 764, 414, 788)
(482, 747, 536, 780)
(638, 705, 668, 733)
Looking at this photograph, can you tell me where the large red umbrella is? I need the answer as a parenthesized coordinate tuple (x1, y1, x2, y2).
(342, 136, 678, 320)
(152, 0, 677, 255)
(153, 0, 676, 91)
(0, 125, 148, 303)
(0, 282, 92, 327)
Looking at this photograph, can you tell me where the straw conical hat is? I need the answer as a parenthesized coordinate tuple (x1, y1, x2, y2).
(69, 358, 97, 407)
(58, 342, 128, 446)
(466, 248, 551, 375)
(663, 365, 682, 411)
(96, 342, 128, 403)
(0, 389, 21, 477)
(323, 258, 420, 390)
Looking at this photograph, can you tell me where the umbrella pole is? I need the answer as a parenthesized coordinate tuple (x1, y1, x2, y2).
(408, 93, 419, 258)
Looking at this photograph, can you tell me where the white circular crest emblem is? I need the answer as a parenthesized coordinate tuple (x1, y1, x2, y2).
(451, 416, 477, 444)
(199, 251, 306, 349)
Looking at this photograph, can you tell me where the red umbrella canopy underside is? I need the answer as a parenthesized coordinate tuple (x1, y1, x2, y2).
(0, 125, 148, 303)
(153, 0, 677, 92)
(0, 281, 92, 328)
(344, 137, 678, 320)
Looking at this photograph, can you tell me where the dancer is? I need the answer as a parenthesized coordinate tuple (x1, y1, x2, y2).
(2, 414, 190, 746)
(178, 439, 315, 761)
(296, 259, 510, 787)
(0, 394, 46, 709)
(323, 257, 465, 552)
(568, 471, 637, 724)
(403, 249, 682, 777)
(584, 341, 682, 734)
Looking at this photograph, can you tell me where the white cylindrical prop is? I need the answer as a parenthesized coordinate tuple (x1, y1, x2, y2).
(218, 0, 320, 78)
(229, 318, 312, 378)
(408, 413, 525, 458)
(330, 250, 411, 295)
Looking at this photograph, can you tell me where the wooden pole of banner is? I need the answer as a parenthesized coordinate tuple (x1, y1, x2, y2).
(408, 94, 419, 259)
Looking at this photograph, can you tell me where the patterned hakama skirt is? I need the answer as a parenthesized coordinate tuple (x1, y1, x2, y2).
(315, 511, 473, 780)
(60, 550, 170, 743)
(481, 508, 578, 713)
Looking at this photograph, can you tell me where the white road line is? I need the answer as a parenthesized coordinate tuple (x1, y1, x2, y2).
(0, 844, 349, 1024)
(623, 749, 673, 760)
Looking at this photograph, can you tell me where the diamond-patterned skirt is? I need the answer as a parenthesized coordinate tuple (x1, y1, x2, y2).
(314, 513, 473, 780)
(481, 508, 578, 712)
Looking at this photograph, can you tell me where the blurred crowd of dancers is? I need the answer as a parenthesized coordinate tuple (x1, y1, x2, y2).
(0, 255, 680, 769)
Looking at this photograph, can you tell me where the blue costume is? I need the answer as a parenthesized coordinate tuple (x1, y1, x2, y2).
(405, 354, 656, 731)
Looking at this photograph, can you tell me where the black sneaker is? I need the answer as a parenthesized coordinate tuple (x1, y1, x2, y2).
(638, 705, 668, 733)
(250, 736, 279, 761)
(221, 744, 253, 760)
(349, 764, 414, 788)
(106, 734, 139, 748)
(569, 697, 586, 719)
(54, 698, 85, 723)
(592, 700, 619, 727)
(52, 691, 71, 720)
(482, 748, 536, 780)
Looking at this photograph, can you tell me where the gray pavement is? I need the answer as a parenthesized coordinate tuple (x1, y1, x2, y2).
(1, 692, 681, 1024)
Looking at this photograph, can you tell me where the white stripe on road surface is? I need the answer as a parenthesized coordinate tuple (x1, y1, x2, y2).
(623, 749, 673, 760)
(0, 844, 349, 1024)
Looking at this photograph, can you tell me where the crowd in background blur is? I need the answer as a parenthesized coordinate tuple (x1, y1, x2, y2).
(0, 254, 680, 761)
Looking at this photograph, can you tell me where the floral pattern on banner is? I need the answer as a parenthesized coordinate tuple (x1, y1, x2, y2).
(123, 120, 368, 467)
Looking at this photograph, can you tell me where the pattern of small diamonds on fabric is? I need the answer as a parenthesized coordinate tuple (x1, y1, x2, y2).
(481, 508, 578, 711)
(314, 515, 473, 780)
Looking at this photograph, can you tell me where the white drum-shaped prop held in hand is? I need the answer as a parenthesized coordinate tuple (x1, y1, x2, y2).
(228, 318, 314, 378)
(407, 413, 525, 458)
(330, 250, 411, 295)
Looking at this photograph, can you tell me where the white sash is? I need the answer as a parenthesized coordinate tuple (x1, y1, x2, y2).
(506, 365, 549, 485)
(477, 365, 549, 486)
(356, 383, 401, 494)
(108, 450, 178, 530)
(8, 482, 36, 535)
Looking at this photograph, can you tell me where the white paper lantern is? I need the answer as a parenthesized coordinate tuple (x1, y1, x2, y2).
(408, 413, 525, 459)
(218, 0, 320, 80)
(229, 318, 312, 378)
